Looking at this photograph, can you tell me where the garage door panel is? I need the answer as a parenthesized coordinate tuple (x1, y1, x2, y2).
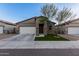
(0, 27, 3, 33)
(68, 27, 79, 34)
(20, 27, 36, 34)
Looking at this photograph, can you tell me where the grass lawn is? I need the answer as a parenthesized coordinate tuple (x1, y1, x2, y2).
(35, 34, 69, 41)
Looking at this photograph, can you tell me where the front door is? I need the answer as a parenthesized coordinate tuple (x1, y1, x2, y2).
(39, 24, 44, 34)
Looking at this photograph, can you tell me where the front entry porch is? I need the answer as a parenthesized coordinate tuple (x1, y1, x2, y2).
(36, 21, 48, 36)
(39, 24, 44, 34)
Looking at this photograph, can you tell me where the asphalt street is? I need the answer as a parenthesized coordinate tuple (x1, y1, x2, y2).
(0, 49, 79, 56)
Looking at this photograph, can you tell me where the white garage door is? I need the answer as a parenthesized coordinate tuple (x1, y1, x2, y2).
(68, 27, 79, 34)
(0, 27, 3, 34)
(20, 27, 36, 34)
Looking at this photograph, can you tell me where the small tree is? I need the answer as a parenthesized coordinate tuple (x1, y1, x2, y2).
(41, 4, 58, 21)
(56, 8, 74, 24)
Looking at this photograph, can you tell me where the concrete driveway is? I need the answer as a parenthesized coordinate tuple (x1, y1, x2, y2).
(0, 34, 16, 40)
(0, 34, 35, 49)
(0, 34, 79, 49)
(0, 34, 79, 55)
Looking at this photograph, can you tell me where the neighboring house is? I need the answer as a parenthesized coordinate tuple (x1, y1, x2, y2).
(16, 16, 55, 36)
(57, 18, 79, 35)
(0, 20, 16, 34)
(0, 25, 4, 34)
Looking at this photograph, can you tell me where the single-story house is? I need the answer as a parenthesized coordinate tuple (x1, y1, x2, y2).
(57, 18, 79, 35)
(0, 20, 16, 34)
(16, 16, 56, 36)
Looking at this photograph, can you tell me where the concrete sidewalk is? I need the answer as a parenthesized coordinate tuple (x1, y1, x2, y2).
(0, 41, 79, 49)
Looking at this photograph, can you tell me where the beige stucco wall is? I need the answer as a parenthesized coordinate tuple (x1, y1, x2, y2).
(66, 19, 79, 27)
(16, 17, 55, 35)
(66, 23, 79, 27)
(16, 18, 36, 27)
(0, 22, 15, 31)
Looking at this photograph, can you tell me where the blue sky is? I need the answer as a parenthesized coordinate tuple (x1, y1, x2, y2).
(0, 3, 79, 23)
(0, 3, 43, 23)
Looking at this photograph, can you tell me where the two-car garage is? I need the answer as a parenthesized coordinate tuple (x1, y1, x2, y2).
(68, 27, 79, 35)
(16, 17, 36, 35)
(20, 27, 36, 34)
